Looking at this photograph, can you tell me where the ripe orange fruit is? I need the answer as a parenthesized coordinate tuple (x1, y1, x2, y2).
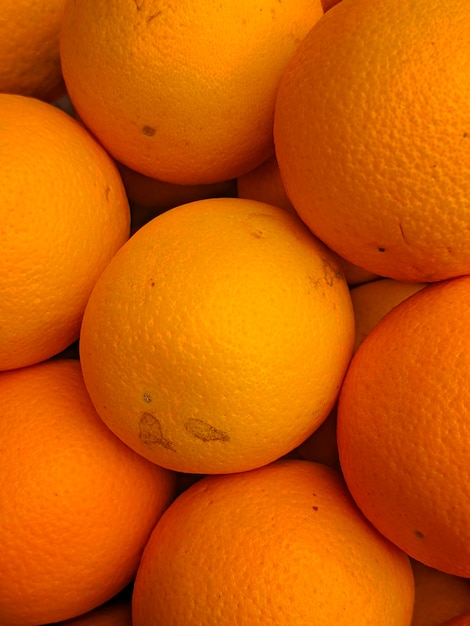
(238, 154, 379, 286)
(53, 596, 132, 626)
(0, 359, 176, 625)
(442, 614, 470, 626)
(0, 0, 67, 101)
(237, 154, 297, 215)
(0, 94, 130, 371)
(295, 406, 340, 470)
(274, 0, 470, 282)
(80, 197, 355, 474)
(59, 0, 324, 185)
(350, 278, 428, 352)
(115, 161, 236, 233)
(132, 459, 414, 625)
(411, 559, 470, 626)
(337, 275, 470, 576)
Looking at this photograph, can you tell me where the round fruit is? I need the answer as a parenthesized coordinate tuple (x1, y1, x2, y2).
(59, 0, 324, 184)
(411, 559, 470, 626)
(350, 278, 428, 352)
(132, 459, 414, 625)
(0, 0, 66, 101)
(0, 359, 176, 625)
(80, 197, 355, 474)
(337, 275, 470, 576)
(274, 0, 470, 282)
(0, 94, 130, 371)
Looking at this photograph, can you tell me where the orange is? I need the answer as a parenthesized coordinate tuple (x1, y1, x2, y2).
(322, 0, 342, 11)
(0, 94, 130, 371)
(80, 197, 355, 474)
(115, 161, 237, 233)
(237, 153, 379, 286)
(132, 459, 414, 625)
(442, 614, 470, 626)
(350, 278, 428, 352)
(295, 406, 340, 469)
(237, 153, 298, 215)
(337, 275, 470, 576)
(0, 359, 176, 625)
(274, 0, 470, 282)
(59, 0, 324, 185)
(52, 596, 132, 626)
(0, 0, 67, 102)
(411, 559, 470, 626)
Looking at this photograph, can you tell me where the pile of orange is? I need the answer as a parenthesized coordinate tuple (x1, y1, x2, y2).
(1, 0, 469, 623)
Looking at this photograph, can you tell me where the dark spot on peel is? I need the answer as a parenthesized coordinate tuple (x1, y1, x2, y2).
(139, 413, 175, 451)
(414, 530, 425, 539)
(322, 257, 344, 286)
(312, 506, 319, 511)
(143, 392, 152, 403)
(142, 125, 156, 137)
(378, 246, 386, 252)
(184, 418, 230, 442)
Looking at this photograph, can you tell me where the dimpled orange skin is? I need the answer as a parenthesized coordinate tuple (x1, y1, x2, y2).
(0, 94, 130, 371)
(337, 275, 470, 577)
(0, 359, 176, 626)
(0, 0, 66, 101)
(132, 459, 415, 625)
(274, 0, 470, 282)
(80, 197, 355, 475)
(59, 0, 324, 185)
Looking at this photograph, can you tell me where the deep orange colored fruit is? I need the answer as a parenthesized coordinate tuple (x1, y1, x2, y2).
(237, 153, 379, 286)
(53, 597, 132, 626)
(59, 0, 324, 185)
(0, 359, 176, 625)
(350, 278, 428, 352)
(295, 406, 340, 470)
(411, 559, 470, 626)
(80, 197, 355, 474)
(442, 613, 470, 626)
(274, 0, 470, 282)
(132, 459, 414, 625)
(0, 94, 130, 371)
(337, 275, 470, 576)
(0, 0, 67, 101)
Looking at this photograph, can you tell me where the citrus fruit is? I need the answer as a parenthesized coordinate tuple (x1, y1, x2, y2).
(350, 278, 428, 352)
(0, 359, 176, 625)
(0, 94, 130, 371)
(132, 459, 414, 625)
(295, 406, 340, 470)
(59, 0, 324, 185)
(237, 154, 297, 215)
(442, 614, 470, 626)
(411, 559, 470, 626)
(80, 197, 355, 474)
(0, 0, 67, 101)
(237, 153, 379, 286)
(274, 0, 470, 282)
(52, 596, 132, 626)
(337, 275, 470, 576)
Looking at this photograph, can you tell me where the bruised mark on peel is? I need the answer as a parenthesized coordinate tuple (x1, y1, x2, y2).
(139, 413, 175, 451)
(142, 125, 156, 137)
(184, 418, 230, 442)
(321, 257, 344, 286)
